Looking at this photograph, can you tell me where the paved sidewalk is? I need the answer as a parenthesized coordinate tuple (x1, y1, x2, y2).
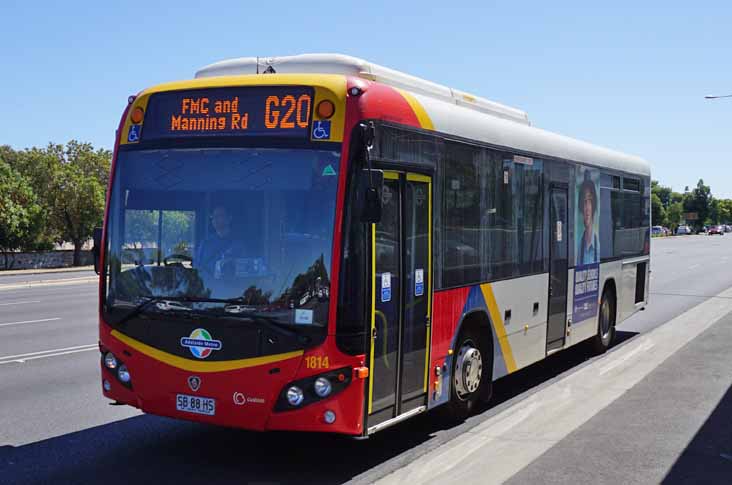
(507, 311, 732, 484)
(378, 284, 732, 485)
(0, 266, 94, 277)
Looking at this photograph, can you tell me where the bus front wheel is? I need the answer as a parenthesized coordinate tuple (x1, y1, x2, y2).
(442, 326, 491, 421)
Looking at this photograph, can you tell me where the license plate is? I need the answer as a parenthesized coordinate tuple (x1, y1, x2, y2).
(176, 394, 216, 416)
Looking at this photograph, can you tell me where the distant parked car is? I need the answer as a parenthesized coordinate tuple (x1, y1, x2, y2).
(652, 225, 663, 236)
(709, 225, 725, 235)
(676, 225, 692, 235)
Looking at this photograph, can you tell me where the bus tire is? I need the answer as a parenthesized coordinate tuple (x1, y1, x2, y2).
(592, 287, 616, 354)
(442, 325, 491, 422)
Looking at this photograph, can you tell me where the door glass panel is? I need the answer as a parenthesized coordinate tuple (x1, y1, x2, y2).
(372, 178, 401, 412)
(401, 179, 430, 401)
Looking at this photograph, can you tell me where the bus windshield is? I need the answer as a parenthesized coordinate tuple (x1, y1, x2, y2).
(103, 146, 340, 329)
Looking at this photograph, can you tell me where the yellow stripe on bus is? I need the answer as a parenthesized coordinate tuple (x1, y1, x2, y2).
(479, 284, 518, 374)
(396, 89, 435, 131)
(110, 330, 303, 373)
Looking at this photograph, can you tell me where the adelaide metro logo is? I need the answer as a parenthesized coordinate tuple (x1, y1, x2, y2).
(180, 328, 222, 359)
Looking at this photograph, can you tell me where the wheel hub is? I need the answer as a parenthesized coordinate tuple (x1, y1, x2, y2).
(600, 298, 611, 338)
(454, 341, 482, 400)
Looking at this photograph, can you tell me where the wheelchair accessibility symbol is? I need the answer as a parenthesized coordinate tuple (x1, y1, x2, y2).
(127, 125, 141, 143)
(312, 120, 331, 140)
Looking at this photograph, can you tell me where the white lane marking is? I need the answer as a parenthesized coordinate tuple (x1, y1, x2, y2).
(0, 317, 61, 328)
(0, 344, 97, 365)
(0, 300, 41, 306)
(688, 264, 700, 270)
(377, 284, 732, 485)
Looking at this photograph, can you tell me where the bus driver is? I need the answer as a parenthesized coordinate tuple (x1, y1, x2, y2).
(195, 205, 245, 279)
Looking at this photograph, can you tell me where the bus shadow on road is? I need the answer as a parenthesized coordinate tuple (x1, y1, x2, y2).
(1, 331, 640, 485)
(485, 329, 639, 410)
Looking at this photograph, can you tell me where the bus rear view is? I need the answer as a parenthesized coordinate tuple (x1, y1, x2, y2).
(99, 73, 366, 434)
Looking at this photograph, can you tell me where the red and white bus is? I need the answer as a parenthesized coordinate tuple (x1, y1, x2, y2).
(96, 54, 650, 436)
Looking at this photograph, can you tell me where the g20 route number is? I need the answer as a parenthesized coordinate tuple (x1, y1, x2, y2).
(264, 94, 312, 130)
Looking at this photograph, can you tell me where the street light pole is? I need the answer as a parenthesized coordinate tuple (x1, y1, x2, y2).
(705, 94, 732, 99)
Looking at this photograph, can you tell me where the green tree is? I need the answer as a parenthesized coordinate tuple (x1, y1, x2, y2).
(9, 144, 62, 247)
(670, 191, 684, 205)
(49, 162, 107, 265)
(719, 199, 732, 224)
(709, 198, 720, 225)
(651, 193, 667, 227)
(0, 161, 43, 268)
(651, 180, 673, 208)
(667, 202, 684, 233)
(683, 179, 712, 231)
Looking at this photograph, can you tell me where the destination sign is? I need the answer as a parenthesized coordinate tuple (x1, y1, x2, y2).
(141, 86, 314, 140)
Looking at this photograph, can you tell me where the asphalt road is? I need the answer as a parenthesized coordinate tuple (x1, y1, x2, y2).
(2, 234, 731, 484)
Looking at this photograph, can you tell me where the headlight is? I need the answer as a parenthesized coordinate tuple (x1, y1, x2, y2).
(104, 352, 117, 369)
(286, 386, 304, 406)
(314, 377, 332, 397)
(274, 367, 353, 412)
(117, 364, 131, 383)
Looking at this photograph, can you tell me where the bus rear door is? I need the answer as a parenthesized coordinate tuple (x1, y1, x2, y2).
(547, 184, 569, 351)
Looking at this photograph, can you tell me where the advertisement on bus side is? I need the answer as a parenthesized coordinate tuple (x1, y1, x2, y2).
(574, 166, 600, 322)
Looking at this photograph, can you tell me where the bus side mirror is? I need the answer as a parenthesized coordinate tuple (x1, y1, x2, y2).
(92, 227, 102, 275)
(360, 169, 383, 224)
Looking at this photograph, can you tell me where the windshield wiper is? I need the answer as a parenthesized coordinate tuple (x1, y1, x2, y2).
(113, 295, 211, 326)
(113, 296, 274, 325)
(221, 308, 311, 342)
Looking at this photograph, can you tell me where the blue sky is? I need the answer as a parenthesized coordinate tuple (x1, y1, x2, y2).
(1, 1, 731, 196)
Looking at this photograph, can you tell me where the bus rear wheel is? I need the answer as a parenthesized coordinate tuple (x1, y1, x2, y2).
(592, 287, 616, 354)
(442, 326, 491, 421)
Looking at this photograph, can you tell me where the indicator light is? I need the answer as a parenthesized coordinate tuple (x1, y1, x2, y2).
(316, 100, 335, 119)
(130, 107, 145, 124)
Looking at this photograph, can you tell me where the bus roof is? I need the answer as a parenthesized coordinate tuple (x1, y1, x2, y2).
(195, 54, 650, 176)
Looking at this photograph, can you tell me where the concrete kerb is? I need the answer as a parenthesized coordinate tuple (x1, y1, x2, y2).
(0, 266, 95, 277)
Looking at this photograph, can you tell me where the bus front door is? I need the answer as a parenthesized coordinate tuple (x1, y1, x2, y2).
(367, 171, 432, 430)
